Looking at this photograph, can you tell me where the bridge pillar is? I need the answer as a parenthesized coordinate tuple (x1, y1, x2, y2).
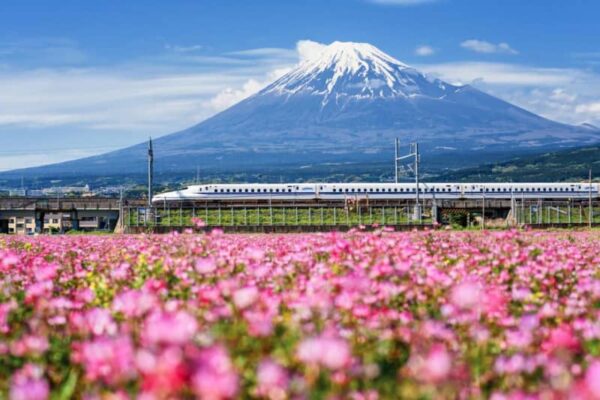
(431, 203, 439, 224)
(412, 204, 422, 223)
(71, 211, 79, 231)
(35, 211, 45, 234)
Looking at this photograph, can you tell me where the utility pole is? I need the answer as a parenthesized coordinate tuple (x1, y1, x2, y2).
(394, 138, 399, 183)
(147, 137, 154, 210)
(414, 142, 420, 219)
(482, 191, 486, 230)
(589, 169, 593, 229)
(395, 140, 421, 221)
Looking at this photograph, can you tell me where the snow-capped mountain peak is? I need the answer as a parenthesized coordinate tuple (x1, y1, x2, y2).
(262, 41, 452, 102)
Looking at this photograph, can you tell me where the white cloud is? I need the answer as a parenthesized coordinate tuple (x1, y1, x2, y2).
(415, 45, 435, 56)
(419, 61, 600, 126)
(205, 67, 291, 112)
(226, 48, 297, 58)
(576, 102, 600, 114)
(461, 39, 518, 55)
(0, 41, 305, 169)
(296, 40, 327, 62)
(164, 44, 204, 53)
(0, 38, 88, 67)
(418, 61, 576, 86)
(367, 0, 438, 5)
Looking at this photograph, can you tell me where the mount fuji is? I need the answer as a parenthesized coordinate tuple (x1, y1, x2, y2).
(4, 41, 599, 181)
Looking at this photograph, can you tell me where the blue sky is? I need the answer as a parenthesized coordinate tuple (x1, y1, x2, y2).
(1, 0, 599, 170)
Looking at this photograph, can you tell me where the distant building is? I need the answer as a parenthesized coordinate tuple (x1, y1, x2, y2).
(8, 214, 36, 235)
(8, 189, 27, 197)
(42, 185, 91, 196)
(43, 213, 71, 233)
(27, 190, 45, 197)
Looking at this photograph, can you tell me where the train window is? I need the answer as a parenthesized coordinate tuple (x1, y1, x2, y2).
(288, 189, 292, 192)
(394, 188, 398, 192)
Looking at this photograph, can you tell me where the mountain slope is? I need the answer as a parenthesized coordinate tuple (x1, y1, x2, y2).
(2, 41, 599, 182)
(434, 145, 600, 182)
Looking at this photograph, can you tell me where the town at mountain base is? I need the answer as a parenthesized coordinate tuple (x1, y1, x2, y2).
(2, 41, 598, 181)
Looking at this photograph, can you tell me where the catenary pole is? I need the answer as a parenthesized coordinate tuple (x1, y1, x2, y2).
(589, 169, 593, 229)
(394, 138, 399, 184)
(147, 137, 154, 209)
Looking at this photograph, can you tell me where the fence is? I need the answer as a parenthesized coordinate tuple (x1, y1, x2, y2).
(121, 198, 600, 232)
(124, 200, 435, 231)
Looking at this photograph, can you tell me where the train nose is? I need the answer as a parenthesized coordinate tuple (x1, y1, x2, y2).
(152, 191, 182, 203)
(151, 194, 167, 203)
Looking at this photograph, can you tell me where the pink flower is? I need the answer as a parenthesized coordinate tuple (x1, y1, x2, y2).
(192, 218, 207, 228)
(422, 345, 452, 382)
(85, 308, 117, 336)
(585, 360, 600, 398)
(136, 347, 187, 395)
(112, 289, 157, 318)
(11, 335, 49, 357)
(195, 257, 217, 274)
(36, 263, 59, 282)
(10, 364, 49, 400)
(542, 324, 580, 354)
(143, 310, 198, 345)
(192, 345, 238, 400)
(256, 359, 289, 398)
(297, 336, 351, 370)
(233, 287, 259, 309)
(0, 301, 17, 333)
(450, 281, 481, 310)
(110, 263, 131, 280)
(75, 335, 136, 385)
(25, 281, 53, 304)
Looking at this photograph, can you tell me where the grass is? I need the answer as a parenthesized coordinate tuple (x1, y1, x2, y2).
(127, 206, 433, 227)
(126, 205, 600, 228)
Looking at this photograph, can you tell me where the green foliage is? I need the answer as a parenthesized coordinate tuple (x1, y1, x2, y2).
(436, 146, 600, 182)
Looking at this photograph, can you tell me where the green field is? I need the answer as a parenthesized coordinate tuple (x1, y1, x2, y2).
(127, 205, 434, 227)
(125, 204, 600, 228)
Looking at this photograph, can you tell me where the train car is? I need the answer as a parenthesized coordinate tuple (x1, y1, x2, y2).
(152, 182, 599, 203)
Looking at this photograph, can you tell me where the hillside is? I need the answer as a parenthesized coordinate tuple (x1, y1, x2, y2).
(434, 146, 600, 182)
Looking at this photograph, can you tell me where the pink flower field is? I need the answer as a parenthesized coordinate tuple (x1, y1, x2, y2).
(0, 229, 599, 399)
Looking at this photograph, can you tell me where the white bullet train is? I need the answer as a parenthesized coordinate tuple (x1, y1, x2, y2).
(152, 182, 599, 203)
